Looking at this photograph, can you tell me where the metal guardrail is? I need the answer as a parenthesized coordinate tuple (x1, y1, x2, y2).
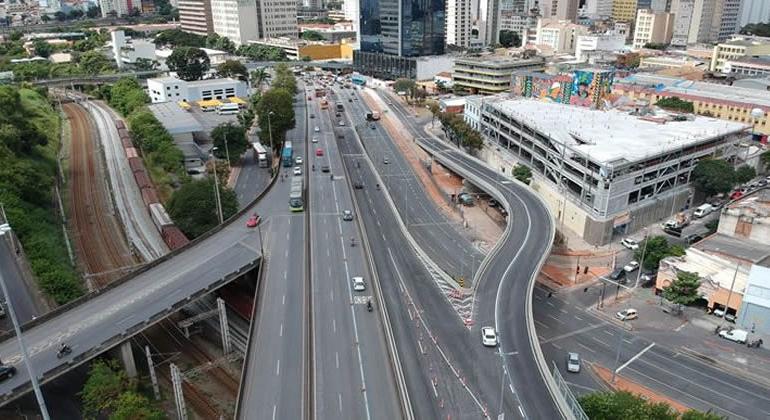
(552, 363, 589, 420)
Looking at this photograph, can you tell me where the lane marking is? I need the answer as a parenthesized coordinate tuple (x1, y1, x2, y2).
(540, 323, 605, 344)
(279, 323, 283, 337)
(616, 342, 655, 374)
(276, 359, 281, 376)
(577, 342, 596, 354)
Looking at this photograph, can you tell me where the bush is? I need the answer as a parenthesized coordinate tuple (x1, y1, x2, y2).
(167, 179, 238, 238)
(656, 96, 694, 113)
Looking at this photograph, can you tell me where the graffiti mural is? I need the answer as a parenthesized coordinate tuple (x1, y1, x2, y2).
(569, 69, 615, 108)
(512, 72, 572, 103)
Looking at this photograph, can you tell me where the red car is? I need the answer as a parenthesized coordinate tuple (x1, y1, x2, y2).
(730, 190, 743, 200)
(316, 148, 324, 156)
(246, 213, 260, 228)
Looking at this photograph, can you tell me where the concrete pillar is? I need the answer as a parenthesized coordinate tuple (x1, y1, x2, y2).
(120, 341, 137, 378)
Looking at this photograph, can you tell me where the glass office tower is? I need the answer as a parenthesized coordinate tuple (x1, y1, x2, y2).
(356, 0, 445, 78)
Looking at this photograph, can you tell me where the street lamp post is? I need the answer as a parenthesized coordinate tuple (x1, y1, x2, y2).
(267, 111, 275, 149)
(496, 349, 517, 416)
(223, 131, 231, 172)
(0, 225, 51, 420)
(611, 319, 626, 383)
(634, 228, 649, 288)
(210, 148, 224, 224)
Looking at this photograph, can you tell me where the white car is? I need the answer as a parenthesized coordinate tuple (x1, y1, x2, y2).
(566, 352, 581, 373)
(616, 308, 638, 321)
(339, 120, 346, 126)
(620, 238, 639, 250)
(481, 327, 497, 347)
(293, 166, 302, 176)
(295, 156, 303, 165)
(352, 276, 366, 291)
(314, 126, 320, 132)
(312, 137, 319, 143)
(623, 260, 640, 272)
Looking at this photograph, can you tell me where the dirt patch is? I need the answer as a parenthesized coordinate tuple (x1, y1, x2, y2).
(591, 363, 690, 413)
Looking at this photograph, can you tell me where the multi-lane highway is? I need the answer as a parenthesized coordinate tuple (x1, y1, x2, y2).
(373, 88, 566, 418)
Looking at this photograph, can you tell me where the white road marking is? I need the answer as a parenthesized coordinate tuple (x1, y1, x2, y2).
(279, 323, 283, 337)
(333, 319, 336, 333)
(603, 330, 614, 336)
(282, 295, 285, 305)
(272, 405, 277, 420)
(590, 336, 610, 348)
(616, 343, 655, 374)
(577, 342, 596, 354)
(336, 351, 340, 369)
(276, 359, 280, 376)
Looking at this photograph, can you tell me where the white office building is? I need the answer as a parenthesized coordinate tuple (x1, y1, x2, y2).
(211, 0, 258, 45)
(257, 0, 298, 39)
(447, 0, 474, 48)
(147, 77, 249, 103)
(740, 0, 770, 27)
(575, 33, 626, 62)
(535, 18, 587, 54)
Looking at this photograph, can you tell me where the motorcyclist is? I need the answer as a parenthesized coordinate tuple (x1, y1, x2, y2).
(58, 343, 70, 356)
(367, 299, 373, 311)
(330, 173, 334, 180)
(376, 183, 380, 190)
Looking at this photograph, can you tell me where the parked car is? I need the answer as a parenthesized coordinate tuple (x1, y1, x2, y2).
(663, 226, 683, 237)
(566, 352, 581, 373)
(693, 203, 714, 218)
(623, 260, 640, 273)
(609, 268, 626, 281)
(620, 238, 639, 250)
(639, 271, 656, 287)
(719, 328, 748, 344)
(481, 327, 498, 347)
(616, 308, 638, 321)
(684, 233, 704, 245)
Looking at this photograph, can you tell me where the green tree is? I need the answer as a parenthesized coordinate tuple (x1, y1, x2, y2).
(301, 30, 325, 41)
(205, 33, 236, 53)
(167, 179, 238, 238)
(256, 88, 295, 148)
(513, 165, 532, 185)
(109, 78, 148, 115)
(110, 392, 166, 420)
(133, 57, 159, 71)
(86, 5, 101, 18)
(634, 235, 685, 271)
(734, 165, 756, 184)
(78, 50, 115, 75)
(691, 159, 735, 197)
(32, 40, 53, 58)
(580, 391, 678, 420)
(54, 11, 66, 21)
(662, 271, 702, 305)
(211, 122, 248, 164)
(741, 22, 770, 37)
(216, 59, 248, 80)
(656, 96, 694, 112)
(250, 67, 270, 90)
(271, 62, 297, 93)
(705, 218, 719, 234)
(393, 78, 417, 97)
(498, 30, 521, 48)
(154, 29, 206, 48)
(761, 150, 770, 169)
(81, 360, 129, 418)
(41, 14, 51, 22)
(68, 9, 84, 19)
(166, 46, 210, 81)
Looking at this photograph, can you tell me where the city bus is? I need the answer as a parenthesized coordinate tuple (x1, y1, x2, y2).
(289, 176, 304, 212)
(281, 141, 293, 167)
(252, 142, 268, 168)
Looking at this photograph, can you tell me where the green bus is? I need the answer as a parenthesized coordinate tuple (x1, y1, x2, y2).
(289, 176, 304, 212)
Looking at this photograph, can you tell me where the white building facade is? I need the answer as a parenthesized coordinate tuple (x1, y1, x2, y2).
(147, 77, 249, 103)
(211, 0, 258, 45)
(446, 0, 473, 48)
(575, 33, 626, 61)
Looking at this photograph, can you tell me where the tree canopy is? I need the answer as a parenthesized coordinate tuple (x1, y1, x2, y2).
(236, 44, 287, 61)
(256, 88, 295, 148)
(741, 22, 770, 37)
(216, 60, 248, 80)
(579, 390, 724, 420)
(436, 111, 483, 154)
(301, 30, 325, 41)
(634, 235, 685, 271)
(206, 33, 236, 53)
(78, 50, 115, 75)
(393, 78, 417, 97)
(167, 179, 238, 238)
(167, 47, 210, 81)
(734, 165, 756, 184)
(211, 122, 248, 164)
(272, 62, 297, 93)
(32, 39, 53, 58)
(691, 159, 736, 197)
(154, 29, 206, 48)
(662, 271, 702, 306)
(513, 165, 532, 184)
(81, 360, 165, 419)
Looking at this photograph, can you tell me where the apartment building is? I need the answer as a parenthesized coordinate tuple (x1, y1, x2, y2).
(453, 56, 546, 94)
(669, 0, 742, 46)
(632, 9, 674, 49)
(179, 0, 214, 35)
(740, 0, 770, 27)
(613, 73, 770, 134)
(475, 97, 747, 244)
(211, 0, 258, 45)
(257, 0, 298, 39)
(535, 18, 588, 54)
(446, 0, 473, 48)
(575, 33, 626, 62)
(539, 0, 579, 21)
(710, 35, 770, 73)
(722, 57, 770, 77)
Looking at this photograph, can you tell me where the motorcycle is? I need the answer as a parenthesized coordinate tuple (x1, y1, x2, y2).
(56, 344, 72, 359)
(376, 184, 380, 191)
(367, 299, 373, 312)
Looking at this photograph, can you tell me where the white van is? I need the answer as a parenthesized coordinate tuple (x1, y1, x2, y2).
(719, 328, 748, 344)
(693, 204, 713, 218)
(216, 103, 240, 115)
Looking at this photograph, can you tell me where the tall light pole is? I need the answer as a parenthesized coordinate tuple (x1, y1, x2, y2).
(634, 228, 649, 288)
(496, 349, 517, 416)
(267, 111, 275, 149)
(210, 148, 224, 224)
(0, 224, 51, 420)
(223, 131, 231, 172)
(611, 319, 626, 383)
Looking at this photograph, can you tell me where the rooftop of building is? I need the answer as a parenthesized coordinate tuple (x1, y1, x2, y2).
(454, 55, 544, 67)
(148, 102, 204, 134)
(695, 233, 770, 266)
(730, 56, 770, 65)
(663, 246, 750, 293)
(148, 77, 243, 87)
(725, 188, 770, 215)
(486, 98, 747, 165)
(615, 73, 770, 108)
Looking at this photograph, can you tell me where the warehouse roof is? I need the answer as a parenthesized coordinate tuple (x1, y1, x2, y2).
(615, 73, 770, 108)
(487, 98, 748, 165)
(148, 102, 204, 134)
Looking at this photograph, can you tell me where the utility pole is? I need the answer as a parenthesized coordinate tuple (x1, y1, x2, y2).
(170, 363, 187, 420)
(611, 320, 626, 383)
(724, 262, 741, 317)
(211, 148, 224, 224)
(145, 346, 161, 400)
(217, 298, 231, 355)
(634, 229, 649, 288)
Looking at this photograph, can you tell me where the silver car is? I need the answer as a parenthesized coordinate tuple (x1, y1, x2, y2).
(567, 352, 580, 373)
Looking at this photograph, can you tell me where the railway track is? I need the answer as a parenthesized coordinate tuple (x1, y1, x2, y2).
(63, 103, 137, 287)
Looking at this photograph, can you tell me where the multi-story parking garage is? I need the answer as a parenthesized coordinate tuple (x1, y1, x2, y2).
(470, 97, 748, 244)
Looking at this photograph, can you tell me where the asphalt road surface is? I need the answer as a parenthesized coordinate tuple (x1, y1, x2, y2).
(234, 151, 272, 209)
(0, 239, 39, 325)
(381, 90, 563, 419)
(332, 87, 484, 283)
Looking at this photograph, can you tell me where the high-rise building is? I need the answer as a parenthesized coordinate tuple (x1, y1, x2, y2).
(670, 0, 742, 46)
(740, 0, 770, 27)
(710, 0, 742, 43)
(473, 0, 502, 46)
(179, 0, 214, 35)
(446, 0, 473, 47)
(256, 0, 298, 39)
(540, 0, 578, 21)
(582, 0, 614, 18)
(632, 9, 674, 49)
(535, 17, 587, 53)
(211, 0, 258, 45)
(100, 0, 133, 17)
